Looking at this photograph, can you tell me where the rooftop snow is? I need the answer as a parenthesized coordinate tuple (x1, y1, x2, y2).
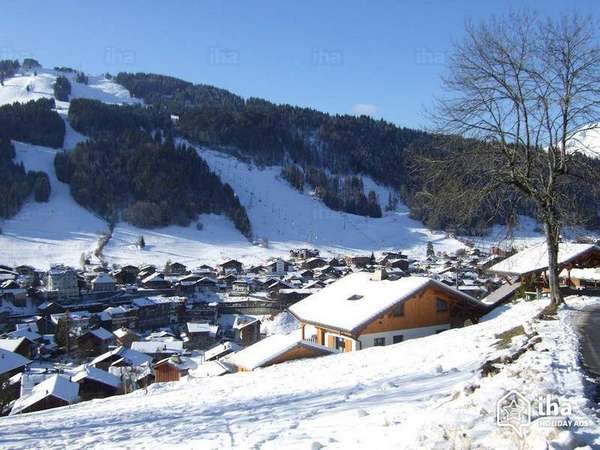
(0, 348, 30, 375)
(10, 374, 79, 415)
(227, 331, 331, 371)
(289, 272, 480, 334)
(489, 243, 599, 276)
(72, 366, 121, 389)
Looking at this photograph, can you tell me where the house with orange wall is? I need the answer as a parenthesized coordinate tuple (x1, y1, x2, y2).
(289, 271, 487, 352)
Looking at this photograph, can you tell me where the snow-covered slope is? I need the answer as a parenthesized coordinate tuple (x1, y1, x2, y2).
(2, 298, 597, 449)
(0, 142, 108, 269)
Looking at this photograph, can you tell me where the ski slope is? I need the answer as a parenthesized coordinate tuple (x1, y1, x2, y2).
(0, 142, 108, 269)
(1, 298, 597, 449)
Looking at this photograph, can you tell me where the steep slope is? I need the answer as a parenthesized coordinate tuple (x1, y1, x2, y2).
(0, 142, 108, 269)
(1, 298, 597, 449)
(0, 70, 141, 268)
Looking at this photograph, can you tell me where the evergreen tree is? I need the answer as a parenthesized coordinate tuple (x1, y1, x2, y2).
(426, 241, 435, 257)
(33, 173, 51, 202)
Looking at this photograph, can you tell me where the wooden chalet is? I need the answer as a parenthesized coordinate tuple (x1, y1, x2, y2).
(72, 367, 121, 401)
(489, 243, 600, 291)
(154, 355, 196, 382)
(10, 374, 79, 415)
(77, 327, 115, 356)
(289, 272, 487, 352)
(228, 333, 335, 372)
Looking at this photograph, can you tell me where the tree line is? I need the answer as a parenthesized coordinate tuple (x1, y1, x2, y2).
(58, 100, 251, 236)
(0, 98, 65, 148)
(114, 71, 600, 234)
(0, 139, 51, 220)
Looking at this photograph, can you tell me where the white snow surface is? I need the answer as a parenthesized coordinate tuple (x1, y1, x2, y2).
(2, 297, 598, 448)
(0, 142, 108, 269)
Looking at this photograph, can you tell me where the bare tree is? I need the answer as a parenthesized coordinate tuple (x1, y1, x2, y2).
(432, 12, 600, 308)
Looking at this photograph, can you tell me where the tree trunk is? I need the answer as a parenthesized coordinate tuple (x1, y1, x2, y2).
(544, 219, 563, 308)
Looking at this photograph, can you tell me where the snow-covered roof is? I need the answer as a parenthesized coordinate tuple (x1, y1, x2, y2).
(155, 355, 199, 371)
(72, 366, 121, 389)
(88, 327, 115, 341)
(131, 340, 183, 354)
(489, 243, 600, 276)
(228, 331, 333, 371)
(0, 337, 26, 353)
(93, 272, 115, 284)
(562, 267, 600, 281)
(0, 348, 30, 375)
(7, 327, 41, 342)
(289, 272, 481, 334)
(187, 323, 219, 336)
(10, 374, 79, 415)
(232, 315, 260, 330)
(189, 360, 231, 378)
(132, 296, 185, 307)
(90, 346, 152, 368)
(204, 341, 242, 361)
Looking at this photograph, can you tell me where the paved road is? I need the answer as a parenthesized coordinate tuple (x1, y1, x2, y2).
(571, 304, 600, 404)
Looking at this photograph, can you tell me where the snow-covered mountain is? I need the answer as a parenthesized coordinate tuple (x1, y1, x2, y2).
(0, 67, 548, 269)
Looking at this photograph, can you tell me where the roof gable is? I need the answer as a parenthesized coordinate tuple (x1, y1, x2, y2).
(289, 273, 481, 334)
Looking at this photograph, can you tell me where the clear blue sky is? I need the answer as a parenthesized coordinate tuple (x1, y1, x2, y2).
(1, 0, 597, 129)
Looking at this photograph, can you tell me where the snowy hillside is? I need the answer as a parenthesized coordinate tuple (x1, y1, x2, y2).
(0, 69, 139, 109)
(0, 142, 108, 269)
(1, 298, 598, 449)
(0, 67, 553, 269)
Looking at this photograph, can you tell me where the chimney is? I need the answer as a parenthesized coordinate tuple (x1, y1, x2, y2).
(371, 268, 388, 281)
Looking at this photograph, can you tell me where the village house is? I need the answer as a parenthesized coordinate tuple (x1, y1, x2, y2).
(154, 355, 197, 382)
(72, 366, 122, 401)
(231, 280, 251, 296)
(45, 265, 79, 302)
(100, 305, 138, 330)
(77, 327, 116, 356)
(289, 271, 487, 352)
(89, 346, 153, 372)
(344, 255, 373, 268)
(228, 332, 334, 372)
(10, 374, 79, 415)
(131, 340, 184, 361)
(184, 322, 219, 349)
(132, 296, 185, 330)
(0, 337, 35, 359)
(91, 272, 116, 293)
(113, 327, 140, 348)
(218, 259, 243, 274)
(204, 341, 242, 362)
(0, 348, 30, 379)
(140, 272, 171, 290)
(263, 259, 292, 276)
(113, 265, 139, 285)
(232, 316, 261, 346)
(489, 243, 600, 292)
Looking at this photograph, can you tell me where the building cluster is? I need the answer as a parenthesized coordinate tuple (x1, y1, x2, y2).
(2, 242, 599, 416)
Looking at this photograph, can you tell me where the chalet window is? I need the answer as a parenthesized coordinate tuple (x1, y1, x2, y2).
(335, 337, 346, 351)
(393, 335, 404, 344)
(436, 298, 448, 312)
(392, 303, 405, 317)
(374, 337, 385, 346)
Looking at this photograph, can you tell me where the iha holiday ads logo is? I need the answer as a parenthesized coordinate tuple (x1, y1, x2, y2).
(496, 390, 593, 438)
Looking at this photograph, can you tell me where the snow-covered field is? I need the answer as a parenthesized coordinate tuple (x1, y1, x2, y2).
(1, 297, 597, 449)
(0, 142, 108, 269)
